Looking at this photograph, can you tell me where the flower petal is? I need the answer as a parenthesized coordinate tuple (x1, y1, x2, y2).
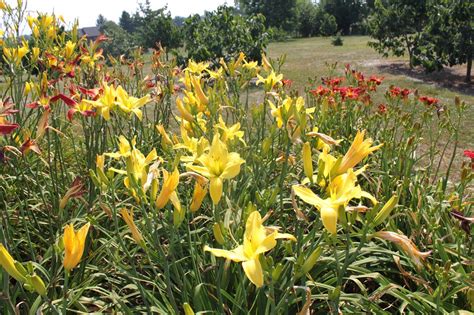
(242, 257, 264, 288)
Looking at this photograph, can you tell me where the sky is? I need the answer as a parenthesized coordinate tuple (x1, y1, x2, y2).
(12, 0, 231, 28)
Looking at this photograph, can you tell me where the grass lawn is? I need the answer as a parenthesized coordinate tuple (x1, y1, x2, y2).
(266, 36, 474, 148)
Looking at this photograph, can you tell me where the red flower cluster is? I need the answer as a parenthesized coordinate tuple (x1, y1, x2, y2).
(388, 86, 410, 99)
(309, 86, 330, 97)
(419, 96, 439, 106)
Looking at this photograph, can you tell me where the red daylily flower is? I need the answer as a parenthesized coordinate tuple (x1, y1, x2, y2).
(419, 96, 439, 106)
(464, 150, 474, 159)
(309, 85, 330, 97)
(0, 123, 19, 135)
(282, 79, 293, 88)
(378, 104, 387, 114)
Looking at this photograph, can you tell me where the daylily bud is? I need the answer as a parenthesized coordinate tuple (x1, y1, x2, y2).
(302, 142, 313, 181)
(373, 195, 398, 226)
(271, 263, 284, 281)
(120, 208, 145, 247)
(302, 246, 322, 275)
(213, 222, 225, 245)
(262, 137, 272, 155)
(183, 303, 195, 315)
(28, 274, 47, 296)
(0, 244, 27, 282)
(31, 47, 40, 62)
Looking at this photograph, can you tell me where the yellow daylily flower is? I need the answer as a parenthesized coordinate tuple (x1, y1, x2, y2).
(173, 127, 209, 163)
(293, 169, 376, 235)
(190, 76, 208, 106)
(3, 45, 29, 66)
(120, 208, 144, 246)
(126, 147, 158, 188)
(115, 86, 151, 121)
(204, 211, 295, 287)
(243, 60, 259, 71)
(256, 70, 283, 91)
(155, 168, 180, 209)
(0, 244, 27, 282)
(63, 222, 90, 271)
(337, 130, 382, 175)
(190, 180, 208, 212)
(156, 124, 173, 146)
(185, 60, 210, 75)
(269, 96, 312, 131)
(85, 82, 117, 121)
(64, 40, 76, 59)
(318, 147, 337, 184)
(187, 135, 245, 205)
(105, 136, 134, 159)
(215, 116, 245, 144)
(206, 67, 224, 79)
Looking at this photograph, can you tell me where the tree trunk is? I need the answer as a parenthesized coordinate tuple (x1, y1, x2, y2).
(466, 55, 472, 83)
(405, 36, 414, 69)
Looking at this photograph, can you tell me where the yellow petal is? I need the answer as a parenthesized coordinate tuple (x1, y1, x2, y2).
(204, 245, 247, 262)
(292, 185, 325, 208)
(302, 142, 313, 180)
(242, 257, 264, 287)
(321, 206, 338, 235)
(210, 177, 223, 205)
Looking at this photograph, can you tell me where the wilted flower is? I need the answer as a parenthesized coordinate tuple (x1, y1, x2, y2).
(373, 231, 431, 269)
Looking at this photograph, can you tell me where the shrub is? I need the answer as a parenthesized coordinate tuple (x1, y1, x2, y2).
(183, 6, 268, 63)
(331, 31, 344, 45)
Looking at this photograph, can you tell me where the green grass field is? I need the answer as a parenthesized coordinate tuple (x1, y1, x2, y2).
(266, 36, 473, 147)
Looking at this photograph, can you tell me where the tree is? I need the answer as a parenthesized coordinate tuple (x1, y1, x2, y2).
(183, 6, 268, 63)
(119, 11, 137, 33)
(99, 21, 136, 58)
(367, 0, 429, 69)
(321, 0, 367, 35)
(96, 14, 107, 28)
(297, 1, 337, 37)
(238, 0, 298, 33)
(417, 0, 473, 82)
(135, 1, 182, 50)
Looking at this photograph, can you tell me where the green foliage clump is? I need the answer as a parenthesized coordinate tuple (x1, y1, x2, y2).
(331, 32, 344, 46)
(183, 6, 268, 63)
(99, 21, 136, 58)
(297, 1, 337, 37)
(237, 0, 298, 33)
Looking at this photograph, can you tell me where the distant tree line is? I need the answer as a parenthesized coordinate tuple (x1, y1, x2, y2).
(94, 0, 472, 81)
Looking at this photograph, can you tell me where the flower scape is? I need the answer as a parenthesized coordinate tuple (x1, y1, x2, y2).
(0, 3, 473, 314)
